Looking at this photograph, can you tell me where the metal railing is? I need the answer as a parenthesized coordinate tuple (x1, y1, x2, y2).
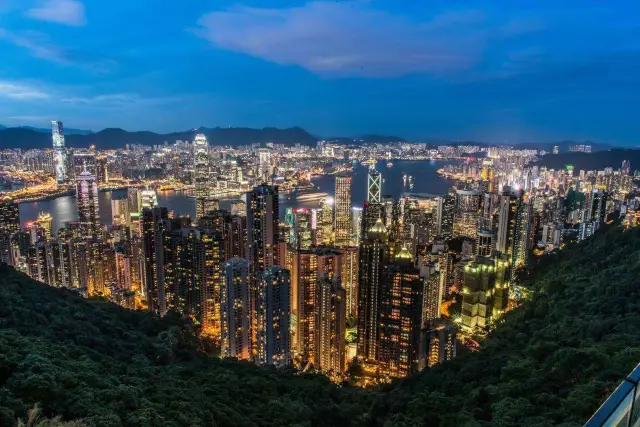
(585, 363, 640, 427)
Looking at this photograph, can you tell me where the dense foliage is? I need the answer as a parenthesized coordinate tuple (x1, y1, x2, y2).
(1, 224, 639, 426)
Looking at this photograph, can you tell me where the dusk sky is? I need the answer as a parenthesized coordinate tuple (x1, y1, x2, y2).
(0, 0, 638, 144)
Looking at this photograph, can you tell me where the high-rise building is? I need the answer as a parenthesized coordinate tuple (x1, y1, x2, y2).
(194, 134, 210, 219)
(419, 320, 457, 369)
(140, 190, 158, 210)
(246, 184, 280, 352)
(316, 197, 334, 245)
(361, 202, 384, 241)
(367, 166, 382, 203)
(316, 276, 347, 373)
(294, 249, 318, 364)
(0, 200, 20, 265)
(258, 149, 272, 179)
(76, 167, 100, 238)
(436, 194, 455, 240)
(476, 229, 495, 257)
(454, 189, 482, 238)
(141, 207, 169, 315)
(461, 257, 496, 333)
(421, 262, 442, 322)
(221, 258, 251, 359)
(379, 248, 423, 377)
(341, 246, 359, 319)
(334, 174, 352, 247)
(257, 267, 291, 366)
(357, 218, 390, 363)
(51, 120, 66, 184)
(293, 208, 313, 250)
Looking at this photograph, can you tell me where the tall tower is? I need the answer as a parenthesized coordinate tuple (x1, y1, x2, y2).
(51, 121, 66, 184)
(246, 184, 280, 351)
(379, 248, 423, 377)
(357, 218, 389, 363)
(221, 258, 251, 360)
(76, 167, 100, 238)
(193, 134, 210, 219)
(367, 166, 382, 203)
(257, 266, 291, 366)
(334, 174, 352, 247)
(0, 200, 20, 265)
(141, 207, 169, 315)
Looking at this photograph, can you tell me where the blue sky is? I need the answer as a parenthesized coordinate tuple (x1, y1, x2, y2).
(0, 0, 639, 144)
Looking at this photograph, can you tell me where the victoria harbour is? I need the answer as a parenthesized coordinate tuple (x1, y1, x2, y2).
(19, 159, 454, 231)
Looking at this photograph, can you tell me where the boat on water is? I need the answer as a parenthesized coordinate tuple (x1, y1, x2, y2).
(297, 192, 329, 202)
(387, 162, 393, 167)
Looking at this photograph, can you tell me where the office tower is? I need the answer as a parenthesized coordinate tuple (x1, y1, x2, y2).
(512, 195, 532, 275)
(367, 166, 382, 203)
(461, 257, 496, 333)
(357, 218, 389, 362)
(36, 212, 53, 240)
(201, 229, 226, 335)
(454, 189, 482, 238)
(246, 184, 279, 274)
(115, 246, 132, 290)
(95, 156, 108, 184)
(0, 200, 20, 265)
(258, 149, 272, 179)
(221, 258, 251, 359)
(293, 208, 313, 250)
(351, 207, 363, 246)
(379, 248, 423, 377)
(476, 229, 495, 257)
(247, 184, 280, 352)
(316, 197, 334, 245)
(228, 215, 247, 259)
(140, 190, 158, 209)
(127, 188, 140, 214)
(316, 276, 347, 373)
(194, 133, 210, 219)
(361, 202, 384, 241)
(51, 120, 66, 184)
(341, 246, 359, 319)
(257, 267, 291, 366)
(436, 194, 455, 240)
(419, 320, 457, 369)
(334, 174, 352, 247)
(294, 249, 318, 364)
(76, 167, 100, 238)
(142, 207, 169, 315)
(421, 262, 442, 322)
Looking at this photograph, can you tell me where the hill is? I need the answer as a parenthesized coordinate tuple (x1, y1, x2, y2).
(1, 225, 639, 426)
(0, 126, 320, 150)
(536, 149, 640, 171)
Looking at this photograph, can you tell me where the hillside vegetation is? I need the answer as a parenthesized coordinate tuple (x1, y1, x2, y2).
(1, 224, 639, 426)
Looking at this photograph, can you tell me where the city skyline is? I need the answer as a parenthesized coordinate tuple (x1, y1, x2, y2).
(0, 1, 638, 144)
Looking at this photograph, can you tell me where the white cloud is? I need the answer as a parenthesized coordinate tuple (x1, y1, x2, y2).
(27, 0, 86, 27)
(0, 29, 69, 63)
(0, 81, 48, 100)
(194, 2, 489, 78)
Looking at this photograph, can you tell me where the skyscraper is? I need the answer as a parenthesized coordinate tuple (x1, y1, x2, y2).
(293, 208, 313, 250)
(194, 134, 210, 219)
(51, 120, 66, 184)
(379, 248, 423, 377)
(341, 246, 359, 319)
(0, 200, 20, 265)
(454, 189, 482, 238)
(316, 197, 335, 245)
(246, 184, 280, 352)
(461, 257, 496, 333)
(221, 258, 251, 359)
(257, 267, 291, 366)
(436, 194, 455, 240)
(316, 276, 347, 373)
(367, 166, 382, 203)
(142, 207, 169, 315)
(334, 174, 352, 247)
(76, 167, 100, 238)
(357, 218, 389, 363)
(294, 249, 318, 364)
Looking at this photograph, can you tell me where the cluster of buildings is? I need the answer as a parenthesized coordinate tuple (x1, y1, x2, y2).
(1, 122, 640, 382)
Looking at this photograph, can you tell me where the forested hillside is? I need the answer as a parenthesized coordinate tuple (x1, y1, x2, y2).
(1, 224, 639, 426)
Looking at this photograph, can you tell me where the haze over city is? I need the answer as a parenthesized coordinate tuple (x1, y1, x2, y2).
(0, 0, 639, 144)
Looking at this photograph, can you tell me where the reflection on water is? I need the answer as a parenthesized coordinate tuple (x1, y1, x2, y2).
(19, 159, 455, 232)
